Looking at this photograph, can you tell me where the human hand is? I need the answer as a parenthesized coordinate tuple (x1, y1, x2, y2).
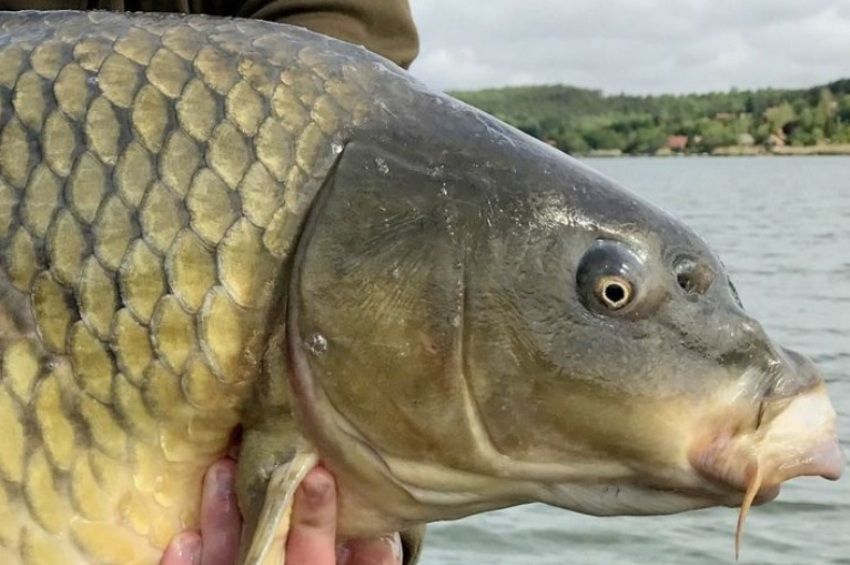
(160, 459, 402, 565)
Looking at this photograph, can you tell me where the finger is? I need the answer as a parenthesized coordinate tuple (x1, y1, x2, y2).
(284, 466, 337, 564)
(199, 459, 242, 565)
(159, 531, 202, 565)
(338, 533, 403, 565)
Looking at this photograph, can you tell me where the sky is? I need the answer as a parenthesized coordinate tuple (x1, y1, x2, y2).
(409, 0, 850, 94)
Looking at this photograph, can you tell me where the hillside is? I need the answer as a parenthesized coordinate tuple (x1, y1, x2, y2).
(451, 79, 850, 156)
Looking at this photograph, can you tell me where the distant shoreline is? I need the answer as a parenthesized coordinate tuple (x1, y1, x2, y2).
(453, 79, 850, 159)
(580, 144, 850, 157)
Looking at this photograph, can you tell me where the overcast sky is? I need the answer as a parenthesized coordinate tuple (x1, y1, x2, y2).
(409, 0, 850, 94)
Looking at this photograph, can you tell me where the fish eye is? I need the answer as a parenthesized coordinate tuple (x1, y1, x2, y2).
(576, 240, 644, 316)
(595, 276, 632, 310)
(673, 256, 715, 297)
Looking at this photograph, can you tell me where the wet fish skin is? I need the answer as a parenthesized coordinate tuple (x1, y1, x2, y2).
(0, 10, 386, 563)
(0, 9, 843, 565)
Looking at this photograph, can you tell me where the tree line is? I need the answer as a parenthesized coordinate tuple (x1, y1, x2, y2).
(451, 79, 850, 155)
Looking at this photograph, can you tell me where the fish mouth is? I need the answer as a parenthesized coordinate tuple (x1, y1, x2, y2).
(687, 381, 844, 555)
(689, 447, 783, 506)
(689, 382, 844, 495)
(539, 382, 843, 522)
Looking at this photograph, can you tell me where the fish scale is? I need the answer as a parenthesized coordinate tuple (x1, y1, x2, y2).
(0, 10, 379, 564)
(0, 9, 832, 565)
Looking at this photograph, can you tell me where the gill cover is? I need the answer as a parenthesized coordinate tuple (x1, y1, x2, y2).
(288, 138, 477, 470)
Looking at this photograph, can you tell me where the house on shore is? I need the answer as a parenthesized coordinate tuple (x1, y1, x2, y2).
(666, 135, 689, 152)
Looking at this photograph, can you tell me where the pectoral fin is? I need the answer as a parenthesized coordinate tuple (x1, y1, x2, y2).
(400, 525, 427, 565)
(241, 445, 319, 565)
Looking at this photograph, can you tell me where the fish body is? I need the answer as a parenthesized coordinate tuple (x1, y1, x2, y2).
(0, 10, 843, 565)
(0, 10, 385, 563)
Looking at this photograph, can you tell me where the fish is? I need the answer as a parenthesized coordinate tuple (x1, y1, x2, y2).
(0, 10, 843, 565)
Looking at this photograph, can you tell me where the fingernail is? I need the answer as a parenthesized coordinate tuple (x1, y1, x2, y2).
(384, 533, 403, 563)
(214, 464, 234, 498)
(176, 533, 201, 565)
(302, 470, 332, 504)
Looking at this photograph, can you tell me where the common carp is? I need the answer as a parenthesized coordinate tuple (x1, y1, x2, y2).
(0, 10, 843, 565)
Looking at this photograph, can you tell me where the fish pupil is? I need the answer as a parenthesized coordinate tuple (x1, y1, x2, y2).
(677, 272, 695, 294)
(603, 282, 627, 306)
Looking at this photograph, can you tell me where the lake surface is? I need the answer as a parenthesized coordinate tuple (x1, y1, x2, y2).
(420, 156, 850, 565)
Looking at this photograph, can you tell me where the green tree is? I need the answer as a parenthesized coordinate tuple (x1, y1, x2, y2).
(554, 130, 590, 155)
(695, 120, 737, 151)
(764, 102, 796, 133)
(814, 88, 836, 137)
(753, 122, 772, 144)
(788, 127, 821, 146)
(832, 123, 850, 143)
(839, 95, 850, 122)
(451, 76, 850, 156)
(582, 127, 627, 151)
(627, 127, 667, 154)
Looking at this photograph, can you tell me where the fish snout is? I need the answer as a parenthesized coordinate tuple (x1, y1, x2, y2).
(768, 347, 823, 397)
(757, 380, 844, 483)
(690, 378, 844, 504)
(688, 348, 844, 554)
(755, 347, 843, 483)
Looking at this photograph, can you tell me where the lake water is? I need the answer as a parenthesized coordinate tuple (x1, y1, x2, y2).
(420, 156, 850, 565)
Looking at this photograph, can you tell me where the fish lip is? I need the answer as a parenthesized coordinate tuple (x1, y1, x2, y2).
(748, 483, 780, 505)
(687, 434, 780, 505)
(686, 377, 844, 508)
(640, 469, 782, 508)
(694, 472, 782, 507)
(687, 438, 841, 505)
(688, 430, 843, 507)
(800, 436, 845, 481)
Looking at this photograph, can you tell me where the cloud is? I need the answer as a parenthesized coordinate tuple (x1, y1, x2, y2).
(414, 47, 536, 90)
(409, 0, 850, 94)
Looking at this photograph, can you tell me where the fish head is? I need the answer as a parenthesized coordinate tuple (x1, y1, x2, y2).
(288, 92, 843, 534)
(459, 160, 845, 516)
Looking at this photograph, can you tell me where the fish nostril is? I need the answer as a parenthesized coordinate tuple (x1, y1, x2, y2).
(763, 348, 823, 399)
(673, 255, 715, 296)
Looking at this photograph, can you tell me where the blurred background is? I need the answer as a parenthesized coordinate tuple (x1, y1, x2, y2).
(410, 0, 850, 157)
(407, 1, 850, 563)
